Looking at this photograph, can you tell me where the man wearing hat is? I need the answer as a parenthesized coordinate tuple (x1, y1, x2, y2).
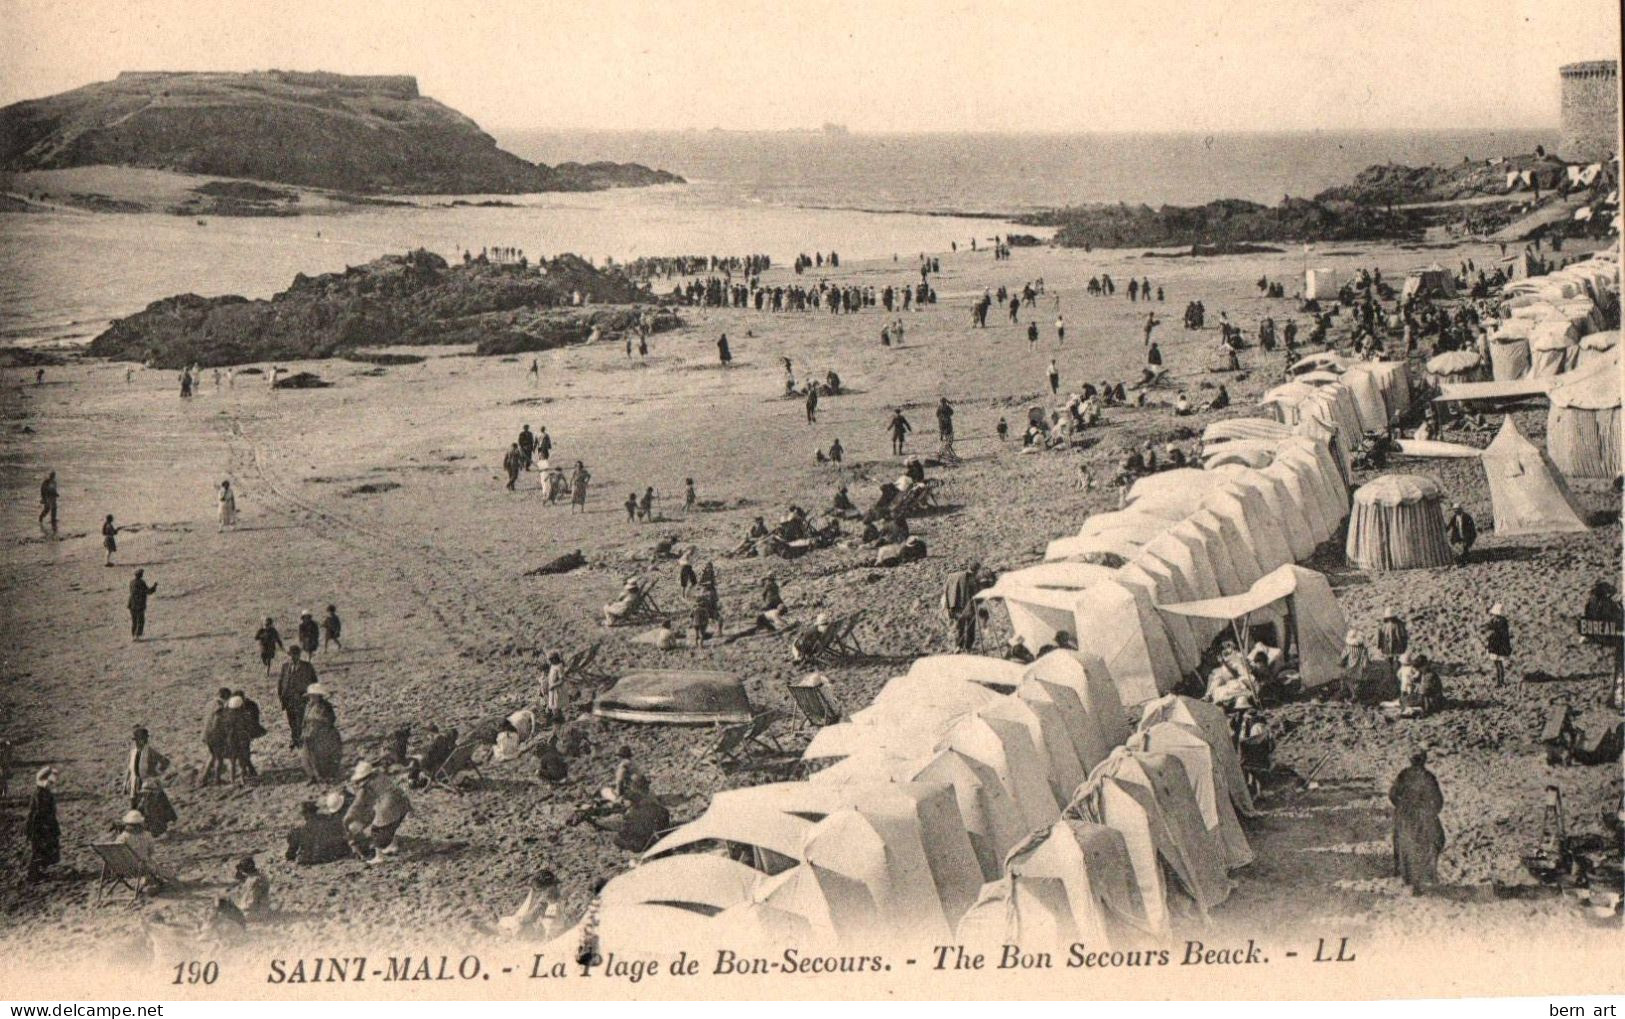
(601, 577, 643, 627)
(297, 610, 320, 655)
(277, 645, 318, 749)
(127, 568, 158, 640)
(1481, 604, 1513, 687)
(126, 726, 177, 835)
(1338, 630, 1370, 703)
(942, 562, 985, 653)
(26, 766, 60, 883)
(345, 761, 412, 861)
(255, 616, 284, 676)
(203, 687, 234, 786)
(1388, 750, 1445, 894)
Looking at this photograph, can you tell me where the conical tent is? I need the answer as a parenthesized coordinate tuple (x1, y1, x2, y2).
(1203, 484, 1294, 575)
(1547, 354, 1622, 479)
(1263, 458, 1332, 545)
(842, 781, 986, 927)
(1005, 818, 1146, 944)
(1139, 529, 1226, 647)
(799, 799, 963, 940)
(1360, 361, 1413, 420)
(1426, 350, 1484, 385)
(1215, 466, 1316, 560)
(1128, 721, 1252, 871)
(976, 562, 1120, 651)
(956, 874, 1079, 948)
(1163, 517, 1244, 601)
(1345, 474, 1453, 571)
(1023, 649, 1130, 745)
(1480, 417, 1590, 536)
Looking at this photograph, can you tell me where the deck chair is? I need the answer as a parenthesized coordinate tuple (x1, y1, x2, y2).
(91, 842, 155, 905)
(708, 710, 786, 770)
(604, 580, 664, 628)
(787, 676, 843, 728)
(563, 641, 611, 684)
(430, 740, 486, 793)
(820, 612, 867, 662)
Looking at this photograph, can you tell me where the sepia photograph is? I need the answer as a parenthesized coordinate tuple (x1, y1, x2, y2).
(0, 0, 1621, 1003)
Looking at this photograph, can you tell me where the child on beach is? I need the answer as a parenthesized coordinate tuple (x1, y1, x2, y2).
(322, 605, 342, 650)
(102, 514, 119, 566)
(683, 478, 696, 516)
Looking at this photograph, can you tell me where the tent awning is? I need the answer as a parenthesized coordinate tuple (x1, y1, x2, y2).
(1435, 379, 1550, 403)
(1158, 563, 1301, 620)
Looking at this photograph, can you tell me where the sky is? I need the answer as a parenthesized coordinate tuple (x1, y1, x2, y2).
(1, 0, 1618, 134)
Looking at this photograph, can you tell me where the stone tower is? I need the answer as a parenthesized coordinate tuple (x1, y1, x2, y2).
(1559, 60, 1619, 163)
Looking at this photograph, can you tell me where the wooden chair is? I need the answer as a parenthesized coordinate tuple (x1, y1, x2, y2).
(90, 842, 155, 905)
(430, 740, 486, 793)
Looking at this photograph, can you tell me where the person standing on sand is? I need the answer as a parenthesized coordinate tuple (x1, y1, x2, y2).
(268, 366, 282, 390)
(1047, 359, 1061, 395)
(683, 478, 696, 516)
(570, 462, 591, 513)
(322, 605, 342, 651)
(217, 480, 237, 531)
(26, 767, 60, 883)
(518, 425, 536, 471)
(255, 617, 284, 675)
(503, 443, 524, 491)
(277, 646, 317, 749)
(102, 514, 119, 566)
(298, 610, 320, 655)
(1481, 603, 1513, 688)
(1027, 321, 1039, 348)
(1143, 311, 1160, 346)
(717, 334, 732, 367)
(529, 358, 540, 385)
(128, 568, 157, 639)
(1377, 609, 1410, 687)
(1338, 630, 1369, 702)
(1447, 503, 1477, 564)
(887, 409, 912, 456)
(1055, 314, 1065, 344)
(1147, 342, 1162, 368)
(537, 427, 553, 464)
(1389, 750, 1445, 895)
(38, 472, 58, 537)
(805, 385, 818, 424)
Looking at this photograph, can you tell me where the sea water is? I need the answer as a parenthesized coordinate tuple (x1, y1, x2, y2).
(0, 128, 1552, 346)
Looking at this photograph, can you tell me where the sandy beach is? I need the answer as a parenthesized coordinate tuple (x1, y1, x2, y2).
(2, 237, 1620, 981)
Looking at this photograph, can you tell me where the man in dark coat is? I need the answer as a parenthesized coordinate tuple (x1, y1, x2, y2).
(232, 690, 266, 777)
(1482, 603, 1513, 686)
(943, 563, 985, 652)
(128, 569, 157, 639)
(503, 443, 524, 491)
(297, 611, 320, 655)
(285, 794, 355, 865)
(277, 646, 317, 748)
(1446, 503, 1478, 563)
(1389, 750, 1445, 894)
(26, 766, 60, 882)
(203, 687, 233, 785)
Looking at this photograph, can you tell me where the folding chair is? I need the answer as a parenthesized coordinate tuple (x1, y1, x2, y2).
(565, 641, 609, 683)
(91, 842, 154, 905)
(787, 676, 843, 728)
(708, 710, 786, 770)
(430, 741, 486, 793)
(821, 612, 868, 663)
(605, 581, 665, 628)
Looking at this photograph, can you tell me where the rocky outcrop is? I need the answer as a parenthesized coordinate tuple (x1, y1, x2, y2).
(1022, 197, 1427, 250)
(1, 71, 683, 194)
(87, 249, 681, 368)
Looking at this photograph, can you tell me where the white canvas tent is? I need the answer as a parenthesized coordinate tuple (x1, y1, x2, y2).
(1547, 353, 1622, 479)
(600, 855, 760, 913)
(1069, 579, 1185, 705)
(940, 712, 1063, 831)
(1004, 819, 1146, 944)
(1135, 694, 1254, 818)
(1345, 474, 1454, 570)
(956, 874, 1079, 949)
(749, 861, 880, 949)
(1023, 649, 1131, 745)
(1158, 564, 1349, 688)
(1402, 264, 1456, 300)
(1128, 721, 1252, 870)
(1480, 417, 1590, 536)
(1529, 319, 1580, 378)
(1489, 319, 1536, 380)
(1305, 268, 1341, 300)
